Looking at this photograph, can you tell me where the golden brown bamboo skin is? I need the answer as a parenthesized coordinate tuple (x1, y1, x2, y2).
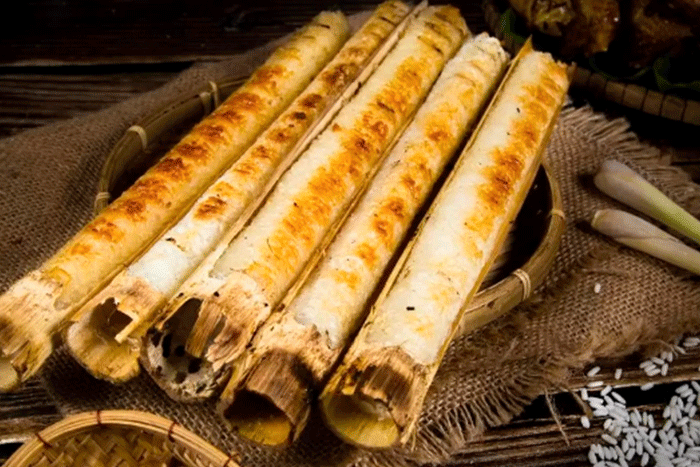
(0, 11, 350, 391)
(63, 1, 411, 385)
(320, 41, 572, 449)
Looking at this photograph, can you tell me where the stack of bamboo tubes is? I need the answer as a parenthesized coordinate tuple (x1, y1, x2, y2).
(0, 1, 572, 450)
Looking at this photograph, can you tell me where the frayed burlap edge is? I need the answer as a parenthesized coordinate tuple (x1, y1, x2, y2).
(392, 105, 700, 465)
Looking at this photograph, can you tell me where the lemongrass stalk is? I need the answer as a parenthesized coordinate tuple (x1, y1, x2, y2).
(594, 160, 700, 246)
(591, 209, 700, 275)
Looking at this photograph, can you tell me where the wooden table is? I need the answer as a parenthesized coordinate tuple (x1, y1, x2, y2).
(1, 1, 699, 465)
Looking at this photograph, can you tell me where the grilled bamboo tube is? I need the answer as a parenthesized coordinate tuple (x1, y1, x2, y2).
(0, 11, 349, 391)
(320, 40, 571, 448)
(63, 0, 413, 384)
(142, 5, 468, 401)
(217, 34, 510, 446)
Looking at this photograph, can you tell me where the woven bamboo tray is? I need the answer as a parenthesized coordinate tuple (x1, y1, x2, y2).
(482, 0, 700, 126)
(95, 74, 565, 344)
(3, 410, 236, 467)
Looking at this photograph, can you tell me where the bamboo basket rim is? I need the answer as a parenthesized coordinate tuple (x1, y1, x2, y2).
(96, 72, 565, 340)
(3, 410, 236, 467)
(482, 0, 700, 127)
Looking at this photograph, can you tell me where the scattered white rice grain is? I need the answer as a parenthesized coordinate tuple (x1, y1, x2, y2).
(641, 452, 649, 466)
(662, 363, 669, 376)
(589, 380, 605, 388)
(640, 361, 655, 369)
(653, 357, 666, 366)
(612, 392, 626, 404)
(641, 382, 655, 391)
(581, 388, 589, 400)
(646, 367, 662, 377)
(678, 417, 690, 427)
(683, 337, 700, 347)
(644, 439, 656, 454)
(637, 440, 644, 456)
(588, 366, 602, 377)
(664, 420, 674, 432)
(692, 381, 700, 393)
(581, 415, 591, 429)
(602, 385, 612, 397)
(615, 368, 623, 380)
(594, 283, 601, 293)
(589, 447, 598, 465)
(595, 408, 610, 417)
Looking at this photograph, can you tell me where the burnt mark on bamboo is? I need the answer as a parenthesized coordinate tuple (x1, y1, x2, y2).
(153, 157, 191, 182)
(194, 196, 228, 220)
(300, 93, 323, 110)
(175, 142, 210, 162)
(85, 218, 124, 243)
(193, 124, 227, 145)
(247, 65, 286, 94)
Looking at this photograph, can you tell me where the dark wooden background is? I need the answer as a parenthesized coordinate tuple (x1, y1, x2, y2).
(0, 1, 699, 465)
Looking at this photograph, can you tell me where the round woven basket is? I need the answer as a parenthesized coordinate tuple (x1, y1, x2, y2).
(482, 0, 700, 126)
(3, 410, 234, 467)
(94, 74, 565, 342)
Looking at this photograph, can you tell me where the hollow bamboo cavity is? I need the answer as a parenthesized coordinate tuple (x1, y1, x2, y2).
(0, 11, 350, 391)
(142, 4, 468, 401)
(320, 40, 571, 448)
(217, 34, 510, 446)
(63, 0, 412, 384)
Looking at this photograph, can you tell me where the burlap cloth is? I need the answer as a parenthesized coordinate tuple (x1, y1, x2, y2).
(2, 31, 700, 467)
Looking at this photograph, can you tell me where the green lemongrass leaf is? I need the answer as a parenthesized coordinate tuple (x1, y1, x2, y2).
(594, 160, 700, 246)
(592, 209, 700, 276)
(499, 9, 527, 48)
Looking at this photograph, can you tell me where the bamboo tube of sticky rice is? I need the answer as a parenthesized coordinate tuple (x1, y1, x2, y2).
(320, 39, 571, 449)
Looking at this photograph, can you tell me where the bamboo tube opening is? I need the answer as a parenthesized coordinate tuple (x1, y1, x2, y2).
(65, 299, 141, 381)
(320, 392, 399, 448)
(0, 357, 19, 391)
(224, 391, 293, 446)
(221, 350, 313, 445)
(143, 298, 227, 400)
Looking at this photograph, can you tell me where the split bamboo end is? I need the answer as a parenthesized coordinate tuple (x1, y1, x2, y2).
(140, 300, 229, 401)
(319, 348, 422, 448)
(65, 300, 141, 383)
(0, 273, 63, 390)
(220, 350, 313, 446)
